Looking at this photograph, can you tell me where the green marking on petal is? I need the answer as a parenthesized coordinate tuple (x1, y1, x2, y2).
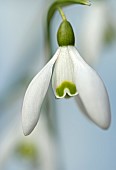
(56, 81, 77, 98)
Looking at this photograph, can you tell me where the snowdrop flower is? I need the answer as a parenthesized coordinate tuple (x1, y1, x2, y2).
(22, 20, 111, 136)
(80, 1, 107, 65)
(80, 1, 115, 65)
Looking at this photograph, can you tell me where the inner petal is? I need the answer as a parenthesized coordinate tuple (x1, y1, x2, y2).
(52, 47, 78, 98)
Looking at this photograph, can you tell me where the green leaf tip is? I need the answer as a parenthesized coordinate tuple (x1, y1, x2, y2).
(57, 0, 91, 6)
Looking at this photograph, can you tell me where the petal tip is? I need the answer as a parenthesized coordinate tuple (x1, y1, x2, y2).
(22, 123, 34, 136)
(22, 115, 37, 136)
(23, 131, 31, 136)
(99, 117, 111, 130)
(23, 130, 29, 136)
(94, 111, 111, 130)
(98, 124, 110, 130)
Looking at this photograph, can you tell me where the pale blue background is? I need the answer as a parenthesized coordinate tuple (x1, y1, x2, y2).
(0, 0, 116, 170)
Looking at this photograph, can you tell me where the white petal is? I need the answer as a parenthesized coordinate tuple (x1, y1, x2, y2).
(75, 95, 91, 121)
(22, 48, 60, 135)
(69, 46, 111, 129)
(75, 95, 100, 126)
(52, 47, 78, 98)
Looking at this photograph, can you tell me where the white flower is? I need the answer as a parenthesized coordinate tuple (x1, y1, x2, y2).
(22, 46, 111, 136)
(80, 1, 107, 64)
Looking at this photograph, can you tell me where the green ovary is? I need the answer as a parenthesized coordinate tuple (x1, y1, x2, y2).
(56, 81, 77, 97)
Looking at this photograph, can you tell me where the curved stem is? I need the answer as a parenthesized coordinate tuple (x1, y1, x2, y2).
(47, 0, 91, 27)
(57, 7, 67, 21)
(46, 0, 90, 55)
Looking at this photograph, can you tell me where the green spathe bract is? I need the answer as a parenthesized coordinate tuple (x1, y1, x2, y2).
(56, 81, 77, 97)
(57, 20, 75, 46)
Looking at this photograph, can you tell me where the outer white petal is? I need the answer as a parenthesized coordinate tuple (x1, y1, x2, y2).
(22, 48, 60, 136)
(75, 95, 91, 121)
(69, 46, 111, 129)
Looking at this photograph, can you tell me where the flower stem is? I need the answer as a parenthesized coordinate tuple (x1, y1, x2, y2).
(57, 7, 67, 21)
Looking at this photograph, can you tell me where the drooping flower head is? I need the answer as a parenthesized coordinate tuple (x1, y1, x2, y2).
(22, 20, 111, 136)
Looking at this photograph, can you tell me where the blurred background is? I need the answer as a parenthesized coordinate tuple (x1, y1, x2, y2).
(0, 0, 116, 170)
